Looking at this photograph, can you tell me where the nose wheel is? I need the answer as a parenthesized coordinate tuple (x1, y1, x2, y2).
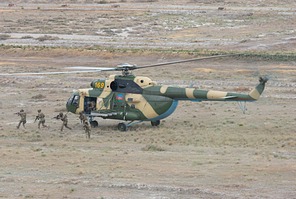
(90, 120, 98, 128)
(151, 120, 160, 126)
(118, 122, 128, 131)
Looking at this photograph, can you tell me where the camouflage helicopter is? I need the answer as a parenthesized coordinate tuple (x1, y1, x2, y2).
(1, 55, 268, 131)
(63, 55, 268, 131)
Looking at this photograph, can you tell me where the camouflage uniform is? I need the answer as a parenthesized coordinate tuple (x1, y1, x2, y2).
(59, 113, 72, 131)
(35, 109, 47, 129)
(79, 112, 87, 124)
(83, 119, 91, 139)
(16, 109, 26, 129)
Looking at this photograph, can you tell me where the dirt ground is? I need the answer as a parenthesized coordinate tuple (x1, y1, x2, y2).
(0, 1, 296, 199)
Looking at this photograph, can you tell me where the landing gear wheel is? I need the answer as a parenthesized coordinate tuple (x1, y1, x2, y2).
(90, 120, 98, 128)
(118, 123, 128, 131)
(151, 120, 160, 126)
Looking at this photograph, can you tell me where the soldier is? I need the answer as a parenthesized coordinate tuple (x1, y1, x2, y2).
(59, 112, 72, 131)
(79, 112, 87, 124)
(83, 119, 91, 139)
(89, 101, 96, 111)
(85, 101, 95, 114)
(34, 109, 48, 129)
(16, 109, 26, 129)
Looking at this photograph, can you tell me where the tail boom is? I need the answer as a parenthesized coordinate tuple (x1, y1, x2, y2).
(143, 77, 268, 102)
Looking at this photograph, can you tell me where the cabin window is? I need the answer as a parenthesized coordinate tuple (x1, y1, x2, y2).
(84, 97, 97, 114)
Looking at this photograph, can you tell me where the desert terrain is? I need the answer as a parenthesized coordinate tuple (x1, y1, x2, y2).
(0, 1, 296, 198)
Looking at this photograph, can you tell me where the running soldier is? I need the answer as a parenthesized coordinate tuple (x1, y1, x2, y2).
(79, 112, 87, 124)
(83, 119, 91, 139)
(58, 112, 72, 131)
(34, 109, 48, 129)
(16, 109, 26, 129)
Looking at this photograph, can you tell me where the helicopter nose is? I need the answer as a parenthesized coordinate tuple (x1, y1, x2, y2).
(66, 93, 79, 113)
(66, 102, 76, 113)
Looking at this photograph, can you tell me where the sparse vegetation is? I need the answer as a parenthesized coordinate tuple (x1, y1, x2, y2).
(32, 94, 46, 99)
(142, 144, 165, 151)
(98, 0, 108, 3)
(0, 45, 295, 61)
(0, 34, 11, 40)
(36, 35, 60, 42)
(21, 35, 33, 39)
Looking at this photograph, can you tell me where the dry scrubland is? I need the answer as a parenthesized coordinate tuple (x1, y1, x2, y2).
(1, 0, 296, 51)
(0, 1, 296, 199)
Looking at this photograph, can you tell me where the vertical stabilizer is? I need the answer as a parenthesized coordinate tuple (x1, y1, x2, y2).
(248, 77, 268, 100)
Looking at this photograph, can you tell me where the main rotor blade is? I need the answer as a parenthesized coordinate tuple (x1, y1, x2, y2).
(0, 66, 116, 76)
(65, 66, 115, 71)
(138, 54, 232, 69)
(0, 54, 234, 77)
(0, 70, 106, 76)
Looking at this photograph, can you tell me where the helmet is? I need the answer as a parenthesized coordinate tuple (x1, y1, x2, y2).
(20, 109, 24, 112)
(59, 112, 63, 117)
(38, 109, 41, 112)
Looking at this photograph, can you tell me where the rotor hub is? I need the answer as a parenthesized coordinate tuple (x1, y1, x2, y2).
(116, 63, 137, 76)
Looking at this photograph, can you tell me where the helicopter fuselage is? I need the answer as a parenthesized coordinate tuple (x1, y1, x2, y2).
(66, 74, 267, 124)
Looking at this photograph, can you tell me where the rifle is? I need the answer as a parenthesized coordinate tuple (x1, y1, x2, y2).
(53, 115, 61, 120)
(34, 116, 39, 123)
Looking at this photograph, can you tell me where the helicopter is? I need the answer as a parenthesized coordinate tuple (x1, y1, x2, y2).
(1, 55, 268, 131)
(63, 55, 268, 131)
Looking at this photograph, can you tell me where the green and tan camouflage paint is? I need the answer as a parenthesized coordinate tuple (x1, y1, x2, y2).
(67, 75, 267, 121)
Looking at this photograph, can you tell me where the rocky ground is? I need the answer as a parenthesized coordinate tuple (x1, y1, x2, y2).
(0, 1, 296, 199)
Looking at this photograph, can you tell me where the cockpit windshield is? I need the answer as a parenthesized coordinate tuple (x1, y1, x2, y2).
(67, 95, 74, 105)
(73, 95, 80, 107)
(67, 94, 80, 108)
